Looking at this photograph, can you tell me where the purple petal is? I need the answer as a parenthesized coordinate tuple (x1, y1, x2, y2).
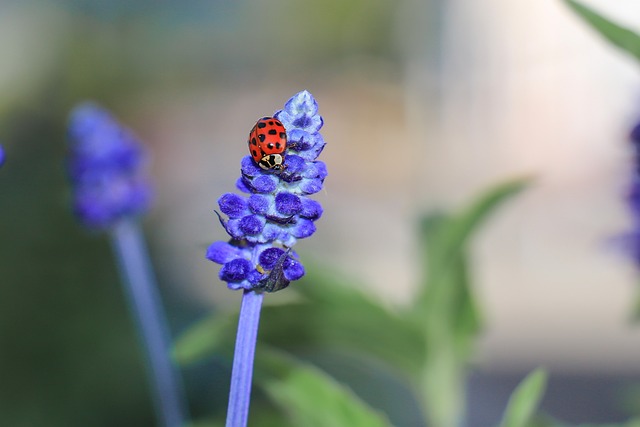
(252, 175, 278, 193)
(219, 258, 253, 282)
(239, 215, 266, 235)
(246, 269, 265, 285)
(218, 193, 248, 218)
(284, 258, 305, 281)
(302, 161, 328, 180)
(241, 155, 261, 177)
(206, 241, 243, 264)
(299, 197, 323, 220)
(275, 192, 302, 215)
(297, 140, 326, 161)
(259, 247, 286, 270)
(299, 178, 324, 195)
(283, 90, 319, 116)
(291, 218, 316, 239)
(248, 194, 271, 215)
(287, 129, 315, 151)
(236, 177, 251, 193)
(262, 223, 283, 241)
(225, 218, 244, 239)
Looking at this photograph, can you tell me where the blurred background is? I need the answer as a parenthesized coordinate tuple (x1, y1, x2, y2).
(1, 0, 640, 425)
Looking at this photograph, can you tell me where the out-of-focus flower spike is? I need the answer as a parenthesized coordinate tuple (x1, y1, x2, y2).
(67, 102, 152, 230)
(66, 103, 188, 427)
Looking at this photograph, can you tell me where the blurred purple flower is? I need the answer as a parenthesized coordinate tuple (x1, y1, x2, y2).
(613, 121, 640, 265)
(67, 102, 152, 229)
(206, 90, 326, 292)
(0, 144, 4, 167)
(67, 104, 187, 426)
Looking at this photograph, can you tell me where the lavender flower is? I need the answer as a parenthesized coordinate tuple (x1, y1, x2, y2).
(206, 90, 326, 292)
(0, 144, 5, 167)
(625, 121, 640, 264)
(67, 102, 152, 229)
(207, 91, 326, 427)
(66, 103, 187, 427)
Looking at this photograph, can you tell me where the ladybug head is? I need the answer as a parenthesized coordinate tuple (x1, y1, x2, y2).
(259, 153, 285, 171)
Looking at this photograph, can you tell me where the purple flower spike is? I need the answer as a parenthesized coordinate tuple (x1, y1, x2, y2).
(211, 92, 326, 427)
(207, 90, 326, 293)
(67, 102, 152, 229)
(618, 115, 640, 276)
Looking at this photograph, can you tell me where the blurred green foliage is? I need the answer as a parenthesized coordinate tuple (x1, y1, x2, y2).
(498, 369, 547, 427)
(175, 178, 535, 427)
(563, 0, 640, 64)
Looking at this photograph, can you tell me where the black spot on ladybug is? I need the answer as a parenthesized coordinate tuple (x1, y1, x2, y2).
(275, 120, 282, 126)
(252, 149, 258, 157)
(268, 129, 277, 135)
(275, 142, 281, 149)
(258, 134, 265, 142)
(257, 122, 267, 129)
(267, 143, 274, 149)
(268, 121, 274, 125)
(251, 137, 257, 146)
(279, 132, 286, 139)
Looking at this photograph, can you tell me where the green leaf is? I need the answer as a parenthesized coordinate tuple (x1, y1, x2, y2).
(419, 249, 474, 427)
(172, 310, 236, 365)
(418, 177, 530, 300)
(260, 351, 393, 427)
(415, 177, 531, 337)
(499, 369, 548, 427)
(564, 0, 640, 63)
(414, 178, 530, 427)
(259, 262, 427, 376)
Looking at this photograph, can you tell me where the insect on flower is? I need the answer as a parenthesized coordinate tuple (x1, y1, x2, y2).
(207, 90, 326, 293)
(208, 90, 326, 427)
(247, 116, 287, 171)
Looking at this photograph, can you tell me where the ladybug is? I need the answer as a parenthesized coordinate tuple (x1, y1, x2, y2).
(248, 116, 287, 171)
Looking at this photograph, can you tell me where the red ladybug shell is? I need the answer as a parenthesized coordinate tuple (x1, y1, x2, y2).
(248, 117, 287, 170)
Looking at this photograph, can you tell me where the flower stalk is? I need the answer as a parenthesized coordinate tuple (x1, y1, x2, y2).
(111, 218, 188, 427)
(225, 290, 264, 427)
